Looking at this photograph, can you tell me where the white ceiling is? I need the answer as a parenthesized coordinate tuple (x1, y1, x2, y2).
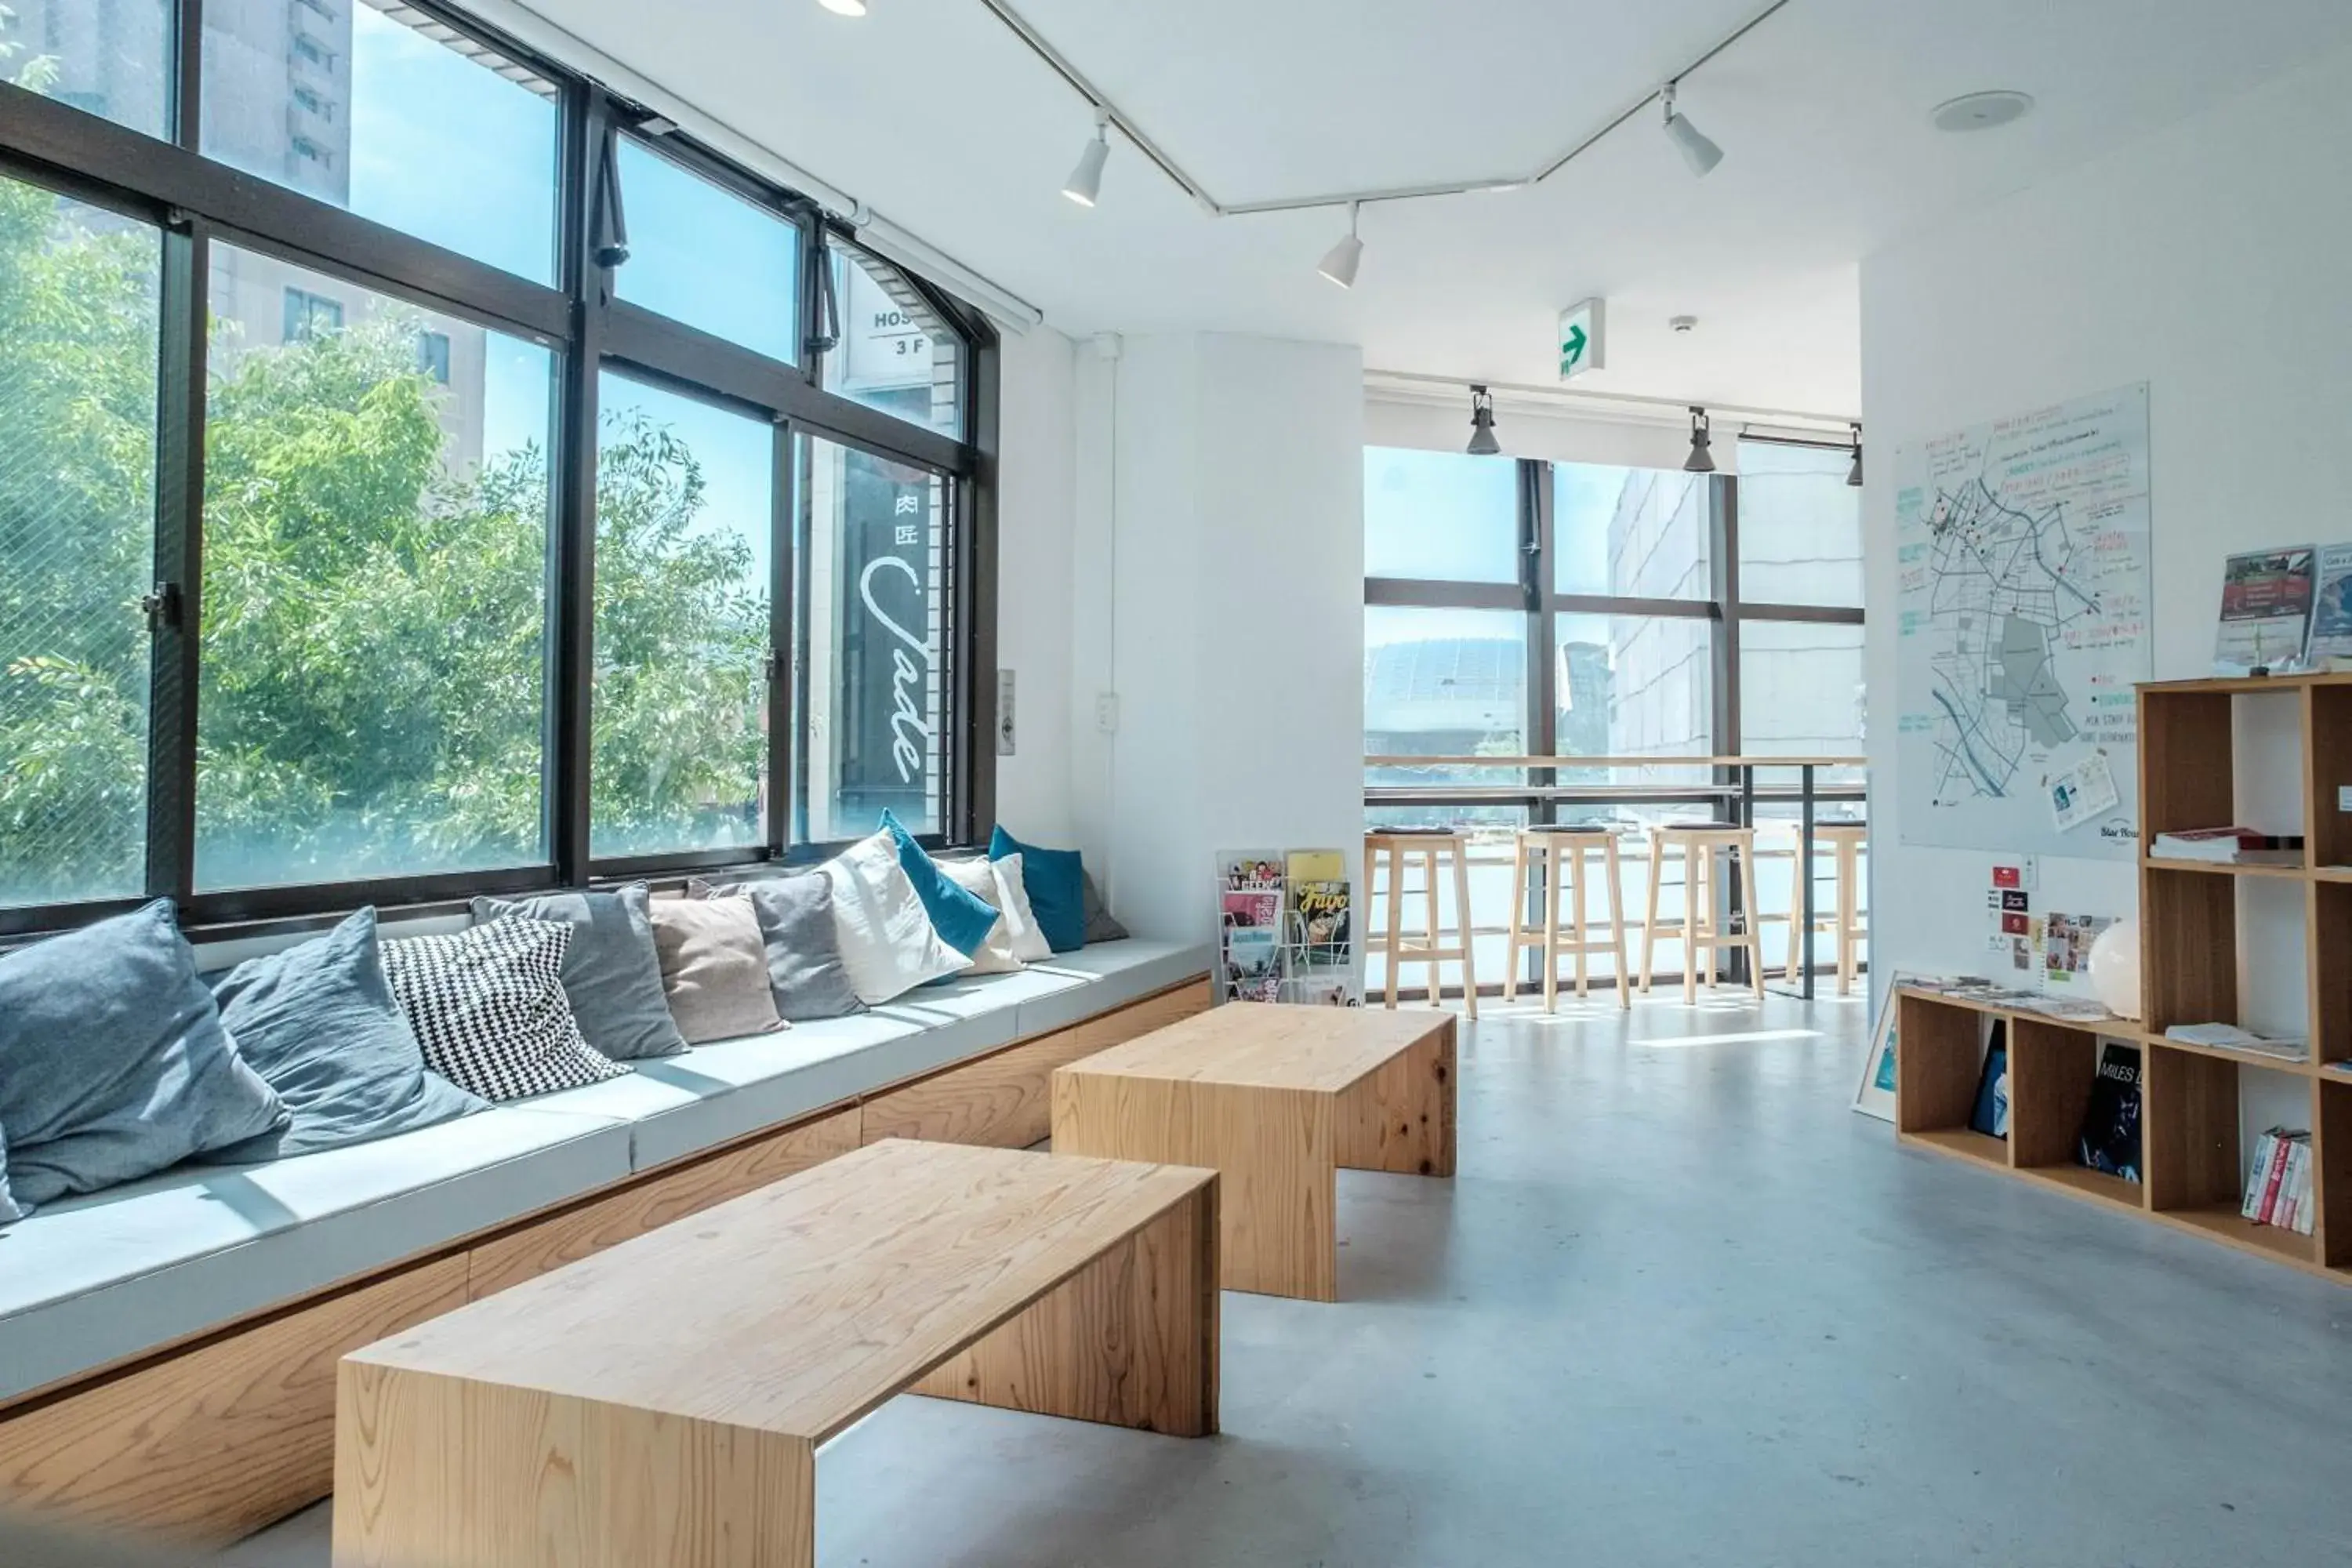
(524, 0, 2352, 414)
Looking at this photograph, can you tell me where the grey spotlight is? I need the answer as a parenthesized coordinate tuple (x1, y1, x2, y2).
(1662, 82, 1723, 177)
(1846, 421, 1864, 488)
(1062, 108, 1111, 208)
(1467, 385, 1501, 457)
(1683, 406, 1716, 473)
(1318, 201, 1363, 289)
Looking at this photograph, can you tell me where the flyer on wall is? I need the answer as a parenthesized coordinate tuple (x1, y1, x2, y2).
(2213, 546, 2316, 673)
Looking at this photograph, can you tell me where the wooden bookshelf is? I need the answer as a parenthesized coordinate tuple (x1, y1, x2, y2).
(1896, 670, 2352, 1287)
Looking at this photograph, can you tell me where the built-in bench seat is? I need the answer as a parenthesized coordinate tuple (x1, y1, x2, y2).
(0, 938, 1210, 1544)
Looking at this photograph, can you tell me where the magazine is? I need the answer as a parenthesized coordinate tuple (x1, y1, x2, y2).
(1287, 849, 1347, 883)
(1221, 888, 1282, 930)
(2214, 546, 2315, 673)
(1292, 880, 1352, 964)
(1220, 849, 1287, 890)
(2310, 543, 2352, 667)
(1290, 972, 1363, 1007)
(1221, 926, 1282, 1003)
(2075, 1042, 2143, 1181)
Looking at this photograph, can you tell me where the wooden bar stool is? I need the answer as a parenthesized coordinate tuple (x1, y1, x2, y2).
(1639, 823, 1765, 1003)
(1503, 826, 1630, 1011)
(1788, 822, 1869, 995)
(1363, 829, 1479, 1019)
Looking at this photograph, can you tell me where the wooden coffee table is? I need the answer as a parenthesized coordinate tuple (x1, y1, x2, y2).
(331, 1139, 1218, 1568)
(1051, 1003, 1455, 1302)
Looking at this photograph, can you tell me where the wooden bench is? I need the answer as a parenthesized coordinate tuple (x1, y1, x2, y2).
(332, 1139, 1220, 1567)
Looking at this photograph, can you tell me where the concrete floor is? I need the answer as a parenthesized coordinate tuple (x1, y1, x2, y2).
(227, 989, 2352, 1567)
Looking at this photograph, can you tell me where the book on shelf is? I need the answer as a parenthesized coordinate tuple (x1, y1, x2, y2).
(2162, 1022, 2309, 1061)
(2243, 1128, 2314, 1233)
(2075, 1042, 2143, 1181)
(2148, 827, 2305, 866)
(1969, 1025, 2010, 1139)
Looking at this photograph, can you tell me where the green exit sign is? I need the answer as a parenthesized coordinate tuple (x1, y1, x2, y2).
(1558, 299, 1605, 381)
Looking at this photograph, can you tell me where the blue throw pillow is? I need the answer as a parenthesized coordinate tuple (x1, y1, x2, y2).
(989, 825, 1087, 953)
(0, 1126, 20, 1227)
(0, 901, 287, 1210)
(883, 810, 999, 956)
(203, 908, 488, 1163)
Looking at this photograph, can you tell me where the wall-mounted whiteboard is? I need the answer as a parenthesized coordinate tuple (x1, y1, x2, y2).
(1895, 383, 2151, 858)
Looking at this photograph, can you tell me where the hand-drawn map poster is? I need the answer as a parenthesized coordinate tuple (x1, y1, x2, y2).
(1896, 384, 2151, 859)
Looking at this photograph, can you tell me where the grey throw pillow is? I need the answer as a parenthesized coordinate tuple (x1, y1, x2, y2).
(1080, 869, 1130, 944)
(0, 901, 287, 1210)
(647, 896, 786, 1044)
(202, 908, 486, 1162)
(470, 886, 686, 1062)
(690, 873, 866, 1022)
(0, 1126, 20, 1226)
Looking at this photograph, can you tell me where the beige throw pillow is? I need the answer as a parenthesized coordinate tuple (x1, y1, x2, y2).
(646, 897, 786, 1044)
(938, 855, 1024, 975)
(989, 851, 1054, 963)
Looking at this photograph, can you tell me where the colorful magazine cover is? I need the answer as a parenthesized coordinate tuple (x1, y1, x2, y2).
(1221, 926, 1282, 1003)
(1221, 889, 1282, 930)
(1291, 880, 1352, 964)
(1220, 849, 1286, 889)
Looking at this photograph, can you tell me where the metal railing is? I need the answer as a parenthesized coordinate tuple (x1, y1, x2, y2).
(1363, 753, 1867, 1000)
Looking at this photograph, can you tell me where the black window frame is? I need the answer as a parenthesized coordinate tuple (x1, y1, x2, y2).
(0, 0, 999, 942)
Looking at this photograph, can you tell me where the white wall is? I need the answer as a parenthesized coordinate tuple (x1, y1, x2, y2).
(991, 323, 1078, 843)
(1063, 332, 1367, 941)
(1860, 42, 2352, 989)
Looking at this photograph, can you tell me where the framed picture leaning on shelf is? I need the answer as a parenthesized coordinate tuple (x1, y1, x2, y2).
(1854, 979, 1903, 1122)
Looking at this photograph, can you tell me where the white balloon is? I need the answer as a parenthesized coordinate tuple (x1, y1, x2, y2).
(2088, 918, 2141, 1019)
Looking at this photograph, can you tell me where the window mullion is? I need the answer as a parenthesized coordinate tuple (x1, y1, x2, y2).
(767, 417, 797, 857)
(549, 87, 612, 887)
(145, 216, 207, 908)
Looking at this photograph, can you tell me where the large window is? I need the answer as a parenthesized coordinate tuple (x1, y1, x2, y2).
(0, 0, 173, 139)
(821, 242, 964, 440)
(201, 2, 558, 284)
(798, 437, 949, 840)
(0, 182, 162, 909)
(590, 373, 773, 859)
(197, 249, 555, 890)
(1364, 447, 1519, 583)
(614, 138, 800, 363)
(1557, 464, 1709, 600)
(0, 5, 990, 936)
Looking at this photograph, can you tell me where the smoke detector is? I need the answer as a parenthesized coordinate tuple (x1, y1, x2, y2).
(1932, 90, 2034, 132)
(1669, 315, 1697, 334)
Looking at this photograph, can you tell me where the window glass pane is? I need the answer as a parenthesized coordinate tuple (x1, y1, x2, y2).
(0, 183, 162, 907)
(1734, 438, 1863, 608)
(821, 243, 963, 439)
(615, 138, 800, 364)
(1364, 447, 1519, 583)
(1555, 463, 1710, 599)
(1363, 606, 1526, 806)
(1553, 612, 1713, 768)
(197, 248, 554, 888)
(799, 437, 948, 840)
(591, 372, 773, 859)
(201, 1, 558, 285)
(1737, 619, 1864, 768)
(4, 0, 174, 137)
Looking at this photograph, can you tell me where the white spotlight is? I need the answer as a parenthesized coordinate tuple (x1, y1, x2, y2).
(1062, 109, 1110, 207)
(1661, 82, 1723, 176)
(818, 0, 867, 14)
(1317, 201, 1363, 289)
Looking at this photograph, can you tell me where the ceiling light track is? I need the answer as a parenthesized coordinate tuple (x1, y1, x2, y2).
(980, 0, 1794, 220)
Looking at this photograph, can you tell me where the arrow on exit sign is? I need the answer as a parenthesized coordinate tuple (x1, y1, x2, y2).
(1557, 299, 1605, 382)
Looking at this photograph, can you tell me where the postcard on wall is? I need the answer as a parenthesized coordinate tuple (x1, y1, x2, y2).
(2046, 750, 2121, 835)
(2308, 543, 2352, 668)
(2214, 546, 2316, 673)
(2045, 913, 2113, 987)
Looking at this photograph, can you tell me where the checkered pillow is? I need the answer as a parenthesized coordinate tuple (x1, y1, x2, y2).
(381, 916, 627, 1102)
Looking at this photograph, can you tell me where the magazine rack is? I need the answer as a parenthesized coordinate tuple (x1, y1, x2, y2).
(1896, 672, 2352, 1285)
(1214, 850, 1360, 1007)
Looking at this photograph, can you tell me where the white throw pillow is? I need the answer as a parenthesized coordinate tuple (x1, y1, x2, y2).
(989, 851, 1054, 963)
(939, 856, 1024, 975)
(820, 830, 965, 1004)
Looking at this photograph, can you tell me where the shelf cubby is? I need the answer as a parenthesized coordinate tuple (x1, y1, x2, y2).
(1890, 673, 2352, 1285)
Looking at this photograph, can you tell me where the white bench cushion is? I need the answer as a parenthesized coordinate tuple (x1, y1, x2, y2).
(0, 938, 1211, 1406)
(0, 1108, 630, 1404)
